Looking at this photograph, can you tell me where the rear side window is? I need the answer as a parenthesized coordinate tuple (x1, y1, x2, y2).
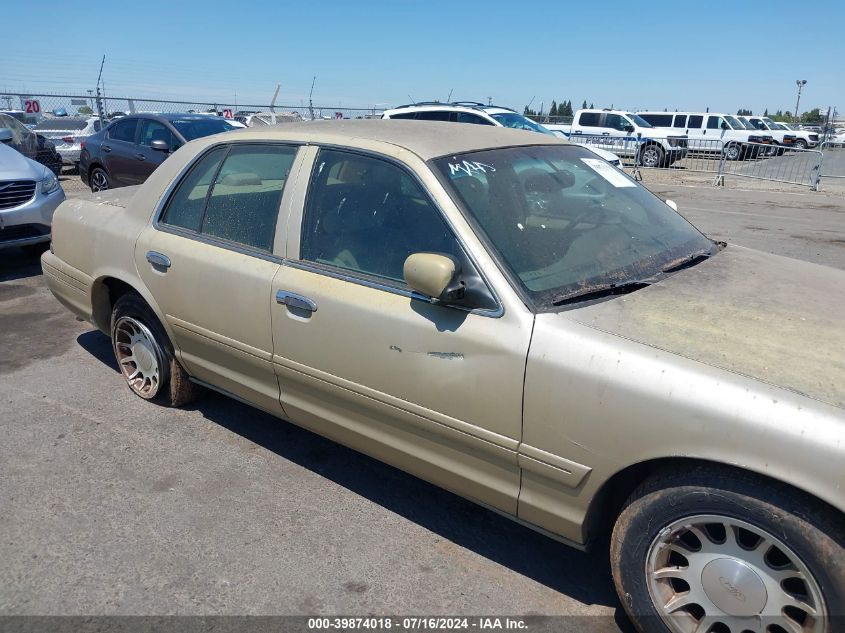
(577, 112, 600, 126)
(161, 144, 297, 252)
(415, 110, 452, 121)
(108, 118, 138, 142)
(673, 115, 687, 128)
(201, 145, 297, 250)
(687, 115, 704, 128)
(643, 114, 672, 127)
(387, 112, 418, 120)
(161, 147, 227, 231)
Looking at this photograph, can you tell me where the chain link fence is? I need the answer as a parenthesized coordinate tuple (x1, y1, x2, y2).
(0, 92, 384, 124)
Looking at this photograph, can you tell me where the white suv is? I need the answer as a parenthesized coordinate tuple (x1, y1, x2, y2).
(565, 109, 689, 168)
(381, 102, 624, 168)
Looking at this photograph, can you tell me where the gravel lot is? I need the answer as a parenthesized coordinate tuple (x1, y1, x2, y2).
(1, 182, 843, 626)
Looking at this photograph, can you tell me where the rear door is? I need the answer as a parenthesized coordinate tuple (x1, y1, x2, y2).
(101, 118, 140, 186)
(684, 114, 706, 150)
(136, 141, 305, 413)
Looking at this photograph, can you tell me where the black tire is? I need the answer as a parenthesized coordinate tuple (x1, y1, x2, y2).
(110, 294, 202, 407)
(610, 465, 844, 633)
(794, 139, 808, 150)
(638, 144, 665, 169)
(724, 143, 743, 161)
(90, 166, 110, 192)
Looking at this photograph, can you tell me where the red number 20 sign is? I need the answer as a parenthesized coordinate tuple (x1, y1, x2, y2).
(24, 100, 41, 114)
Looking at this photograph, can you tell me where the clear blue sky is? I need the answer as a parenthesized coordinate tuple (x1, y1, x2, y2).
(3, 0, 843, 115)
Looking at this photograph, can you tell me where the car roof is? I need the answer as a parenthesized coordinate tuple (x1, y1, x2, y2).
(199, 119, 564, 160)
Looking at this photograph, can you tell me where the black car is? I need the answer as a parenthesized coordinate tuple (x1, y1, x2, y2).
(0, 112, 63, 175)
(79, 113, 236, 191)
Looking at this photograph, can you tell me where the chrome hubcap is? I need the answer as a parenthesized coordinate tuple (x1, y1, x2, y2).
(113, 316, 161, 398)
(643, 148, 660, 166)
(646, 515, 826, 633)
(92, 171, 108, 191)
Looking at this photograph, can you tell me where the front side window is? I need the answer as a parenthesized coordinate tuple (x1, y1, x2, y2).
(456, 112, 495, 125)
(139, 119, 179, 149)
(161, 144, 296, 251)
(605, 114, 630, 131)
(434, 145, 714, 308)
(301, 149, 459, 282)
(707, 116, 726, 130)
(108, 118, 138, 142)
(489, 113, 553, 135)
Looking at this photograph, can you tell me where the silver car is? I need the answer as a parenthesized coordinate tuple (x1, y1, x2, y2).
(32, 116, 103, 169)
(0, 141, 65, 250)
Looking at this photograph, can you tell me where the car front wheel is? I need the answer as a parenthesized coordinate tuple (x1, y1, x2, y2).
(90, 167, 110, 192)
(610, 466, 843, 633)
(793, 139, 808, 150)
(111, 294, 201, 407)
(639, 145, 665, 168)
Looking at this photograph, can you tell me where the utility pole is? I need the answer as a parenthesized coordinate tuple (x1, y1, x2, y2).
(308, 76, 317, 121)
(95, 55, 106, 125)
(794, 80, 807, 124)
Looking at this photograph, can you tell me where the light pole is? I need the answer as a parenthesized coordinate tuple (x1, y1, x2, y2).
(794, 79, 807, 124)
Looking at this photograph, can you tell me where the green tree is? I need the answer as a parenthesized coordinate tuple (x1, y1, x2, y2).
(549, 100, 558, 117)
(801, 108, 822, 123)
(589, 103, 594, 109)
(581, 100, 587, 109)
(77, 105, 93, 115)
(561, 100, 574, 117)
(763, 108, 768, 117)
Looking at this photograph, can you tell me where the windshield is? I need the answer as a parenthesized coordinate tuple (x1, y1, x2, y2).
(170, 118, 235, 141)
(625, 113, 653, 128)
(724, 116, 745, 130)
(737, 118, 757, 131)
(434, 145, 714, 307)
(489, 113, 555, 136)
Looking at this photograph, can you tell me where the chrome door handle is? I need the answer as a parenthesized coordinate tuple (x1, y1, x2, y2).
(145, 251, 171, 270)
(276, 290, 317, 313)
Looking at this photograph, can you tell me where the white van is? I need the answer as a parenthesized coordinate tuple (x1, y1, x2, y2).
(638, 112, 775, 161)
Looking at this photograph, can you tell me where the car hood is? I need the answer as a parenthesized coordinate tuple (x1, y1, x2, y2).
(562, 245, 845, 409)
(0, 144, 48, 180)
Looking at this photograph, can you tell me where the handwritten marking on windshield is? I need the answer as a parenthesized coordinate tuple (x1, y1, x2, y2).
(448, 161, 496, 177)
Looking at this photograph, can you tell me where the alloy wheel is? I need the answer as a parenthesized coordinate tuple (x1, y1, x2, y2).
(91, 170, 109, 192)
(646, 514, 826, 633)
(113, 316, 163, 398)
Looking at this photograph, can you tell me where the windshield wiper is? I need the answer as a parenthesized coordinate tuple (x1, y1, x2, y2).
(661, 248, 716, 274)
(551, 280, 654, 306)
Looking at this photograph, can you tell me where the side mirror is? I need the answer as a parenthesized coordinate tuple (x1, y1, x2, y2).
(665, 199, 678, 212)
(0, 128, 13, 144)
(624, 125, 635, 133)
(721, 122, 730, 130)
(150, 139, 170, 152)
(403, 253, 465, 303)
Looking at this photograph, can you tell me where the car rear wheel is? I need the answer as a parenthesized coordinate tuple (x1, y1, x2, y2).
(793, 139, 808, 150)
(90, 167, 110, 192)
(610, 466, 843, 633)
(111, 294, 201, 407)
(639, 144, 665, 168)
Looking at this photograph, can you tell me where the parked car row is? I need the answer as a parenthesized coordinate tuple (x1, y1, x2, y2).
(0, 112, 63, 175)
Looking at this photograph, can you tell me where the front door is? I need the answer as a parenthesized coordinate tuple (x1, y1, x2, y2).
(270, 147, 534, 513)
(134, 119, 177, 183)
(136, 141, 302, 414)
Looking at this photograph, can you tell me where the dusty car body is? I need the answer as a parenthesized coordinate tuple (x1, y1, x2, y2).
(42, 121, 844, 632)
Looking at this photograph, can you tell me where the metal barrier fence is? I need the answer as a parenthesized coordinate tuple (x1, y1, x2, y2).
(569, 134, 824, 190)
(819, 142, 845, 181)
(0, 92, 385, 123)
